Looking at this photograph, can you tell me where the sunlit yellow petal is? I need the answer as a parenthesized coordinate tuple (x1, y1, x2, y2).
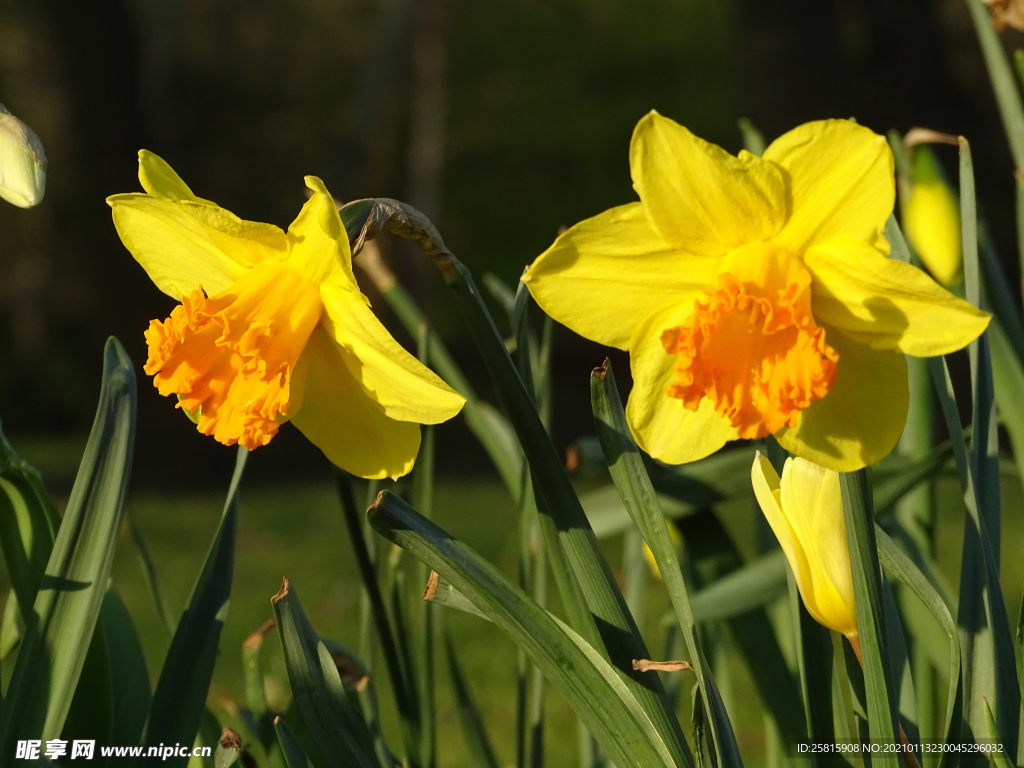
(630, 111, 786, 256)
(626, 300, 736, 463)
(764, 120, 893, 254)
(137, 149, 211, 203)
(320, 283, 465, 424)
(805, 238, 989, 356)
(751, 454, 800, 576)
(290, 326, 421, 480)
(523, 203, 720, 350)
(779, 458, 857, 636)
(287, 176, 358, 288)
(108, 194, 249, 298)
(179, 202, 288, 268)
(776, 327, 907, 471)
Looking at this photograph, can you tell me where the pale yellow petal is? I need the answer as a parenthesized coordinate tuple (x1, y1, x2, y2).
(779, 458, 857, 636)
(751, 453, 800, 577)
(320, 283, 465, 424)
(108, 194, 249, 298)
(137, 149, 212, 203)
(630, 111, 786, 256)
(764, 120, 894, 254)
(523, 203, 720, 350)
(625, 300, 736, 463)
(804, 238, 989, 356)
(776, 327, 907, 471)
(287, 176, 357, 288)
(290, 326, 421, 480)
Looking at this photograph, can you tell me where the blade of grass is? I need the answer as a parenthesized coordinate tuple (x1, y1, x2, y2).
(0, 337, 135, 751)
(840, 468, 899, 763)
(274, 717, 311, 768)
(674, 511, 804, 744)
(591, 361, 742, 766)
(272, 579, 381, 768)
(143, 446, 247, 766)
(957, 137, 1019, 745)
(443, 618, 501, 768)
(0, 420, 60, 618)
(129, 517, 175, 636)
(369, 490, 681, 768)
(336, 470, 421, 767)
(875, 525, 963, 767)
(101, 588, 151, 747)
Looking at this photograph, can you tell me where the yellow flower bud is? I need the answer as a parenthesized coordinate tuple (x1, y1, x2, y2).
(751, 452, 857, 639)
(0, 102, 46, 209)
(903, 145, 961, 287)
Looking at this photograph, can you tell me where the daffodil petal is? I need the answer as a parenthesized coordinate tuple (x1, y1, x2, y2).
(137, 149, 213, 203)
(751, 454, 799, 573)
(764, 120, 894, 254)
(776, 327, 907, 471)
(626, 300, 736, 463)
(287, 176, 357, 288)
(630, 111, 786, 256)
(523, 203, 720, 349)
(108, 194, 250, 298)
(751, 454, 824, 629)
(290, 326, 421, 480)
(320, 283, 466, 424)
(805, 238, 989, 356)
(779, 458, 857, 636)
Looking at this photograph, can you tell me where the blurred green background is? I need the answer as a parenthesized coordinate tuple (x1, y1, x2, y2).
(1, 0, 1024, 764)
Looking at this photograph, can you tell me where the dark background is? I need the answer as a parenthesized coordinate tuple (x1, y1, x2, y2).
(0, 0, 1017, 488)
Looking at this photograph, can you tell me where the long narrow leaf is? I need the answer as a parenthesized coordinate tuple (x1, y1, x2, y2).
(590, 361, 740, 767)
(369, 490, 680, 768)
(875, 526, 962, 767)
(143, 446, 248, 765)
(272, 578, 381, 768)
(0, 421, 60, 617)
(840, 469, 899, 762)
(443, 621, 501, 768)
(0, 337, 135, 751)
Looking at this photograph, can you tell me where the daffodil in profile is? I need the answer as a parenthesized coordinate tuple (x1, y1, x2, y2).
(108, 151, 465, 479)
(524, 112, 989, 471)
(751, 453, 858, 645)
(903, 145, 962, 286)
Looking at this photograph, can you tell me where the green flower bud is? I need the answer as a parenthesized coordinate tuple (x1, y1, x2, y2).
(903, 145, 961, 286)
(0, 102, 46, 208)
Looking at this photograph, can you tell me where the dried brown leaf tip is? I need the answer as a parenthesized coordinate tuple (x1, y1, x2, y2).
(632, 658, 693, 673)
(422, 570, 440, 601)
(984, 0, 1024, 31)
(219, 726, 242, 751)
(271, 577, 290, 605)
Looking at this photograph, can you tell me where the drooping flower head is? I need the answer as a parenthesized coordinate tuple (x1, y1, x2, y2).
(524, 113, 988, 470)
(108, 151, 465, 479)
(751, 452, 857, 640)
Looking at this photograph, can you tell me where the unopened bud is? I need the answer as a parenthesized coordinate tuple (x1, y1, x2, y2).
(903, 145, 961, 287)
(0, 102, 46, 208)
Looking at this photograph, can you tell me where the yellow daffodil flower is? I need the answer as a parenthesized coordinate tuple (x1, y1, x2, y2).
(524, 113, 989, 471)
(903, 145, 962, 287)
(108, 151, 465, 479)
(751, 452, 859, 646)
